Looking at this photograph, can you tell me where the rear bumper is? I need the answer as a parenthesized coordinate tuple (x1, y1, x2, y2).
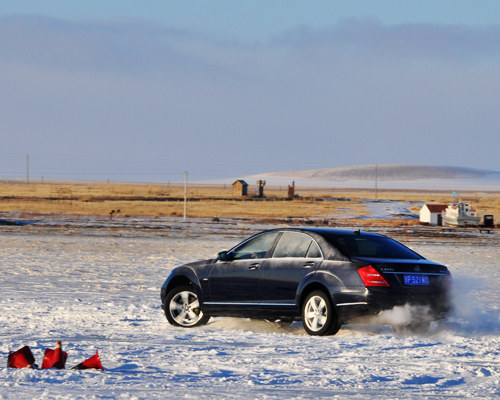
(334, 289, 452, 322)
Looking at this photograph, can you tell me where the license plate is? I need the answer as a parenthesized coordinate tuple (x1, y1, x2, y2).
(404, 275, 429, 286)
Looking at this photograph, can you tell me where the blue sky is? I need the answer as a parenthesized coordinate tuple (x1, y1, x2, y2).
(1, 1, 500, 182)
(2, 1, 500, 38)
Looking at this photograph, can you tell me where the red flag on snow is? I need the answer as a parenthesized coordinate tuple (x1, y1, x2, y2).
(41, 341, 67, 369)
(7, 346, 37, 369)
(72, 350, 104, 371)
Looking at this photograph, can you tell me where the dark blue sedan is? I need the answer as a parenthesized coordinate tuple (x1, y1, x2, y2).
(160, 228, 452, 335)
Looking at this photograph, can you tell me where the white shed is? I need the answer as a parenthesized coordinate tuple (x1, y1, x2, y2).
(420, 204, 448, 225)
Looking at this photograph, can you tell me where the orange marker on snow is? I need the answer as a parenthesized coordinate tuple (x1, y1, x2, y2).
(7, 346, 37, 369)
(72, 350, 104, 371)
(41, 341, 67, 369)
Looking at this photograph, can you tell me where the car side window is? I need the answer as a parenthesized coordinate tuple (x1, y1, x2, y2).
(231, 232, 279, 260)
(306, 241, 321, 258)
(272, 232, 320, 258)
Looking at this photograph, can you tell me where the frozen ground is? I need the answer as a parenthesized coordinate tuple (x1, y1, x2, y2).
(0, 228, 499, 399)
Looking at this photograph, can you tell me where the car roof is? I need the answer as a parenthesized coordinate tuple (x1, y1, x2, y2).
(265, 227, 382, 237)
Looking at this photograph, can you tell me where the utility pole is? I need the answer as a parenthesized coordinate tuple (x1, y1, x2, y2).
(184, 171, 188, 221)
(374, 164, 378, 200)
(26, 154, 30, 184)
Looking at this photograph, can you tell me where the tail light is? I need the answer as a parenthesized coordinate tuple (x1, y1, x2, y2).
(358, 265, 390, 287)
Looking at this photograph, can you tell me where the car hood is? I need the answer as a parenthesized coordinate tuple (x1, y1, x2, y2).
(166, 258, 215, 285)
(179, 259, 215, 270)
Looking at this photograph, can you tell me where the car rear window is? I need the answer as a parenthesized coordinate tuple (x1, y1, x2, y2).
(325, 234, 421, 259)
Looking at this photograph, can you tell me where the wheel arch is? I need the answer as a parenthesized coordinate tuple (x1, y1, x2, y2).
(296, 272, 343, 309)
(164, 268, 204, 301)
(298, 282, 332, 309)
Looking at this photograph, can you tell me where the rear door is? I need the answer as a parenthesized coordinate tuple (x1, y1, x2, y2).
(258, 231, 322, 304)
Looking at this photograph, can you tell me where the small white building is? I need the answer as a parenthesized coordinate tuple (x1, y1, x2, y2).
(420, 204, 448, 225)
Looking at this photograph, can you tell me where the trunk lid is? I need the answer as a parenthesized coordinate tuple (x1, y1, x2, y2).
(353, 257, 450, 291)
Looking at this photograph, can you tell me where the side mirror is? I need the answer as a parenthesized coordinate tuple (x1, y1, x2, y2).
(217, 251, 229, 261)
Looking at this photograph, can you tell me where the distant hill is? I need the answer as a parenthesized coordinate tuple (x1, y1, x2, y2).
(245, 165, 500, 190)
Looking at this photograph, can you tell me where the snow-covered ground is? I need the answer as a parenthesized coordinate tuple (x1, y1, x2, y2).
(0, 229, 499, 399)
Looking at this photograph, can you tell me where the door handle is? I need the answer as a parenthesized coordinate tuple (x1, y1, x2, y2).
(302, 262, 315, 268)
(248, 263, 260, 270)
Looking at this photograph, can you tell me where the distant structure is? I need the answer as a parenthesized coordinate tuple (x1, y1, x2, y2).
(232, 180, 248, 197)
(419, 204, 447, 225)
(483, 215, 494, 228)
(257, 180, 266, 198)
(442, 202, 481, 227)
(288, 181, 295, 199)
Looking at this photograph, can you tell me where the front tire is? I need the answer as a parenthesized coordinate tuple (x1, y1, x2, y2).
(301, 290, 341, 336)
(164, 285, 210, 328)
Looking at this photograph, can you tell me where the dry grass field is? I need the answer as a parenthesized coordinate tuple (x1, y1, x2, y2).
(1, 180, 499, 227)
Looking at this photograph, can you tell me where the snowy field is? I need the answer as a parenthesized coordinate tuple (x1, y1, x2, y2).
(0, 228, 499, 399)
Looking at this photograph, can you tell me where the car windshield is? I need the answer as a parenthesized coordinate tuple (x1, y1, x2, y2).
(325, 234, 422, 260)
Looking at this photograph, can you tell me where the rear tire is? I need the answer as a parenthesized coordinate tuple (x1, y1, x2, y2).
(301, 290, 341, 336)
(164, 285, 210, 328)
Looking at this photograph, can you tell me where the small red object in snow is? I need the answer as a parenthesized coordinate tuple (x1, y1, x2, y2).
(41, 341, 67, 369)
(7, 346, 37, 369)
(72, 350, 104, 371)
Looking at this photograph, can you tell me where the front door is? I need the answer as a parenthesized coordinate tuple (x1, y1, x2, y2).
(207, 231, 280, 304)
